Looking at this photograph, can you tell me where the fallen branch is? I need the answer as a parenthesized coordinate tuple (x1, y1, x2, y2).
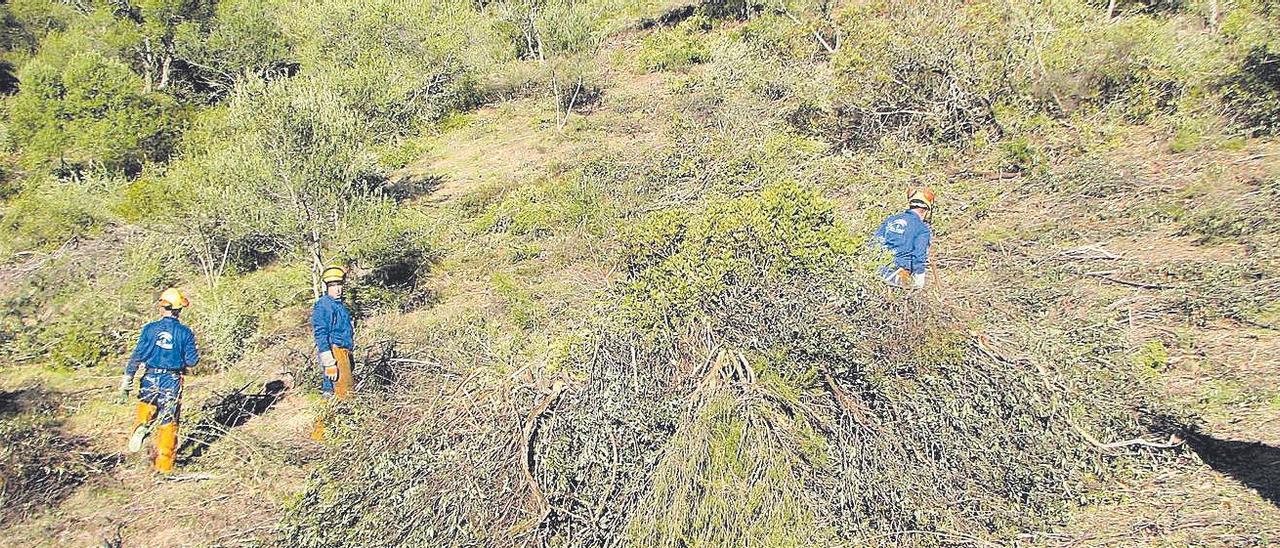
(1084, 270, 1172, 290)
(388, 358, 445, 368)
(163, 472, 218, 482)
(974, 333, 1184, 454)
(822, 371, 877, 432)
(591, 429, 621, 527)
(1067, 418, 1185, 453)
(858, 529, 1003, 548)
(509, 380, 568, 538)
(781, 10, 838, 53)
(734, 350, 757, 384)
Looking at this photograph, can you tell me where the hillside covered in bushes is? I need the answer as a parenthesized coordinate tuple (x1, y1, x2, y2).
(2, 0, 1279, 545)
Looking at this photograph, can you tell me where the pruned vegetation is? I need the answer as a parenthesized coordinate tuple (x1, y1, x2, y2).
(2, 0, 1279, 545)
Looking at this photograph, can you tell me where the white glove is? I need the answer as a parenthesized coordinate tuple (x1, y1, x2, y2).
(319, 351, 338, 381)
(116, 374, 133, 404)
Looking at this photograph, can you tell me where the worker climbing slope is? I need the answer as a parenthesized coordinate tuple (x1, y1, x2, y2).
(310, 265, 355, 440)
(118, 288, 200, 474)
(874, 187, 936, 289)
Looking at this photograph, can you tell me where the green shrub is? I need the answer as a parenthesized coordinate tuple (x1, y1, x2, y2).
(819, 2, 1016, 148)
(732, 13, 815, 61)
(174, 0, 295, 95)
(621, 181, 862, 334)
(490, 271, 544, 330)
(1221, 4, 1280, 134)
(1169, 123, 1203, 153)
(7, 44, 182, 175)
(186, 267, 312, 370)
(1036, 13, 1222, 120)
(187, 289, 257, 370)
(472, 173, 607, 237)
(1131, 339, 1169, 377)
(637, 21, 711, 72)
(1001, 135, 1041, 171)
(333, 202, 437, 314)
(4, 0, 76, 46)
(37, 289, 136, 371)
(279, 0, 488, 137)
(152, 269, 294, 373)
(1036, 155, 1131, 199)
(0, 175, 112, 256)
(490, 0, 631, 61)
(45, 323, 111, 370)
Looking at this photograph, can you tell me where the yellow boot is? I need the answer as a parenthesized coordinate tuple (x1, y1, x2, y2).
(154, 422, 179, 474)
(309, 416, 326, 441)
(128, 403, 158, 453)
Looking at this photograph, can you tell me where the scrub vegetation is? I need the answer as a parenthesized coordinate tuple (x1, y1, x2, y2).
(1, 0, 1279, 546)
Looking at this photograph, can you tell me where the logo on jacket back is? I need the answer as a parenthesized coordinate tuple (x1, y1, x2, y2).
(887, 219, 908, 235)
(156, 331, 174, 350)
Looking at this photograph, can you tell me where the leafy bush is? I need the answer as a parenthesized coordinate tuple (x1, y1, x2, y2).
(187, 266, 311, 370)
(279, 0, 488, 138)
(3, 0, 76, 49)
(187, 287, 258, 370)
(40, 290, 135, 370)
(1036, 13, 1222, 120)
(490, 0, 629, 61)
(1221, 3, 1280, 134)
(333, 202, 437, 314)
(0, 175, 112, 256)
(143, 74, 383, 282)
(732, 12, 815, 62)
(819, 2, 1017, 148)
(174, 0, 296, 96)
(637, 20, 712, 72)
(7, 44, 182, 175)
(621, 181, 862, 332)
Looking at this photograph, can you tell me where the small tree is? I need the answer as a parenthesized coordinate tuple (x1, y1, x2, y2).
(225, 77, 380, 295)
(8, 47, 180, 175)
(173, 0, 294, 97)
(102, 0, 216, 93)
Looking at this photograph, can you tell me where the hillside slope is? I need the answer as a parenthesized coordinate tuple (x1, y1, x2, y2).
(2, 0, 1279, 546)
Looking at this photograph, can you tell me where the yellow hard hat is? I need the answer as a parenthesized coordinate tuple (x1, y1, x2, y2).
(321, 265, 347, 284)
(907, 186, 936, 210)
(159, 287, 190, 310)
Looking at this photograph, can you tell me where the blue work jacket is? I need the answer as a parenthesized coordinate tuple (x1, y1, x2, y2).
(125, 316, 199, 376)
(874, 209, 933, 275)
(312, 294, 354, 353)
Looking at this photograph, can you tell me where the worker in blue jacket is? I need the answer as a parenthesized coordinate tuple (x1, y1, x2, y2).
(310, 265, 355, 440)
(874, 187, 936, 289)
(118, 287, 199, 474)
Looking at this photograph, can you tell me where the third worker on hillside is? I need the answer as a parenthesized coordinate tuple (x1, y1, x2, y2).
(874, 187, 936, 289)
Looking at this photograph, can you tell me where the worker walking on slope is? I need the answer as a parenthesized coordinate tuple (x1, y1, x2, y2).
(119, 287, 199, 474)
(874, 187, 936, 289)
(310, 265, 355, 440)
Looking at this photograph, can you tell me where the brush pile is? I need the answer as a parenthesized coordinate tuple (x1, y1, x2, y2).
(278, 183, 1176, 545)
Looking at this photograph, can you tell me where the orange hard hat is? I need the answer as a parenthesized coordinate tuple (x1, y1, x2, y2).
(907, 186, 936, 210)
